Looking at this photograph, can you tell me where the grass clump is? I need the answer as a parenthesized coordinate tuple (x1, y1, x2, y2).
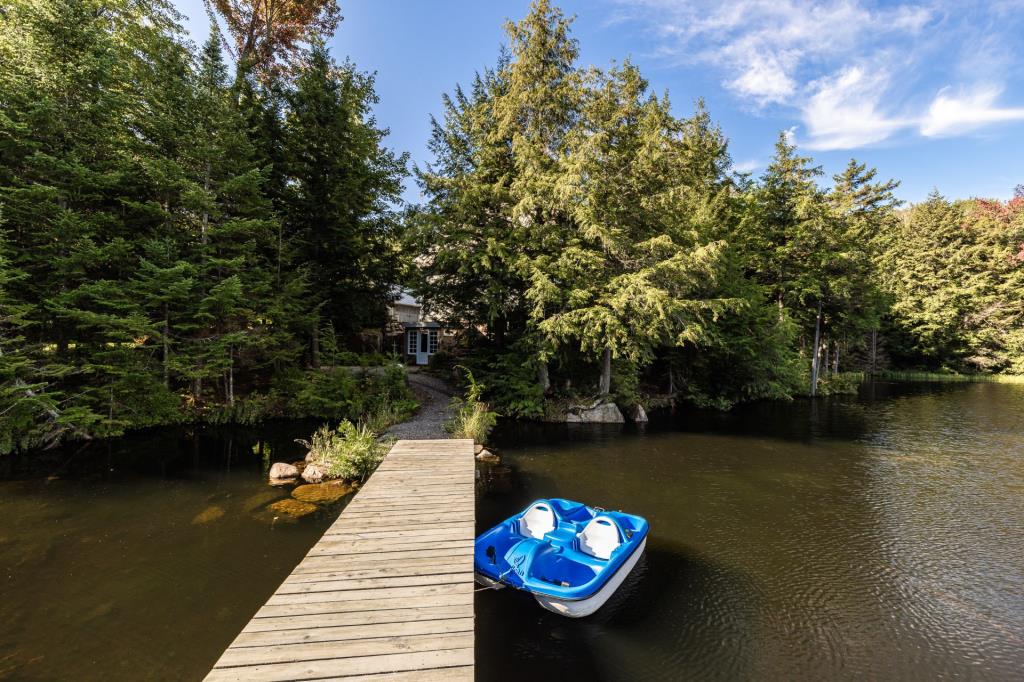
(296, 421, 389, 482)
(445, 367, 498, 443)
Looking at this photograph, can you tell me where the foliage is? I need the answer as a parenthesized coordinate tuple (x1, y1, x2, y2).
(0, 0, 406, 453)
(445, 368, 498, 443)
(204, 0, 342, 79)
(296, 420, 387, 482)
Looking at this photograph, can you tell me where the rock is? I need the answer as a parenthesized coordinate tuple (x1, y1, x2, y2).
(475, 449, 500, 464)
(632, 404, 648, 423)
(474, 443, 484, 454)
(269, 462, 299, 481)
(305, 450, 318, 463)
(268, 499, 318, 518)
(192, 505, 225, 525)
(293, 483, 350, 504)
(292, 460, 307, 473)
(242, 491, 283, 512)
(301, 463, 326, 484)
(566, 402, 625, 424)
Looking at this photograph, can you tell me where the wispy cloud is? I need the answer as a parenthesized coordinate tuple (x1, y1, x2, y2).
(920, 86, 1024, 137)
(611, 0, 1024, 149)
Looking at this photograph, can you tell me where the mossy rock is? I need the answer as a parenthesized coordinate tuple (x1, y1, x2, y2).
(268, 499, 318, 518)
(292, 483, 351, 504)
(192, 505, 226, 525)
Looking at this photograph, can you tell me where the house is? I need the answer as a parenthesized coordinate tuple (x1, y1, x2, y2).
(387, 290, 447, 365)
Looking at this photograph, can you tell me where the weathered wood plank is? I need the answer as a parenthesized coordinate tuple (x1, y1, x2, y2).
(207, 648, 474, 681)
(205, 439, 475, 681)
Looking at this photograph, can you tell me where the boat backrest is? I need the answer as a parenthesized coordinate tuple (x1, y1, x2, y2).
(517, 502, 556, 539)
(577, 516, 621, 560)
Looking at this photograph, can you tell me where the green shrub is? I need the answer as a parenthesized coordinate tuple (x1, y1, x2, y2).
(445, 367, 498, 443)
(296, 420, 388, 482)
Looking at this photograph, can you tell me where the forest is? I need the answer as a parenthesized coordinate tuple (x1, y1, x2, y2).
(2, 0, 1023, 452)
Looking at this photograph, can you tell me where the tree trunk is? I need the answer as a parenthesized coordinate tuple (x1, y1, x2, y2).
(810, 300, 823, 396)
(227, 344, 234, 407)
(493, 315, 506, 349)
(833, 344, 840, 374)
(162, 305, 170, 389)
(869, 329, 878, 375)
(310, 321, 320, 369)
(537, 360, 550, 393)
(599, 348, 612, 396)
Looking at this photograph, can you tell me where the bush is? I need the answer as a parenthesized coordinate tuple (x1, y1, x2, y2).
(296, 420, 388, 482)
(445, 367, 498, 443)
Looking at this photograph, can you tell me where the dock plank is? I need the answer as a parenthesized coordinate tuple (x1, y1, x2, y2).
(206, 439, 475, 681)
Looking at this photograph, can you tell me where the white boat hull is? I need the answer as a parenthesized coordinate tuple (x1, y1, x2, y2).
(533, 537, 646, 618)
(474, 539, 647, 617)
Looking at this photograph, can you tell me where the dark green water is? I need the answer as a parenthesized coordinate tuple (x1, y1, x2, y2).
(477, 382, 1024, 681)
(0, 422, 348, 681)
(1, 383, 1021, 681)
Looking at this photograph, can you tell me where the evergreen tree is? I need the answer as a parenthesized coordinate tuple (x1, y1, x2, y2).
(283, 40, 407, 365)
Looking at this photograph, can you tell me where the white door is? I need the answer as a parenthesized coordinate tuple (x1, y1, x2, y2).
(416, 331, 430, 365)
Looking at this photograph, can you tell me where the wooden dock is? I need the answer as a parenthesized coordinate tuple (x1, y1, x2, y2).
(206, 439, 476, 681)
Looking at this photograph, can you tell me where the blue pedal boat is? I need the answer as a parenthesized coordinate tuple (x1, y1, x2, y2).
(474, 498, 649, 617)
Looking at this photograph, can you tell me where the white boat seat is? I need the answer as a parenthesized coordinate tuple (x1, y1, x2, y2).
(577, 516, 621, 560)
(518, 502, 556, 539)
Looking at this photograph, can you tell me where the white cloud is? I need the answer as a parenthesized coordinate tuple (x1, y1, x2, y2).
(920, 86, 1024, 137)
(615, 0, 933, 106)
(733, 159, 760, 173)
(802, 65, 910, 150)
(612, 0, 1024, 149)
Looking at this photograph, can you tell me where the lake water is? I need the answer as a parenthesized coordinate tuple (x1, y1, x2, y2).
(0, 421, 348, 681)
(1, 382, 1021, 680)
(477, 382, 1024, 681)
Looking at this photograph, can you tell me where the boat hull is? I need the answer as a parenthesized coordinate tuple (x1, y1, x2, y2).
(532, 537, 645, 617)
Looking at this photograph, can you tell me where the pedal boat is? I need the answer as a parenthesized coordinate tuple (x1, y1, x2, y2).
(474, 498, 649, 618)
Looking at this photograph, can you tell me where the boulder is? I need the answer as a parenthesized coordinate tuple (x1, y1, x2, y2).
(475, 449, 500, 464)
(566, 402, 625, 424)
(304, 450, 318, 463)
(632, 404, 649, 423)
(292, 460, 307, 473)
(301, 463, 326, 484)
(293, 483, 350, 504)
(268, 462, 299, 481)
(474, 443, 485, 455)
(268, 499, 318, 518)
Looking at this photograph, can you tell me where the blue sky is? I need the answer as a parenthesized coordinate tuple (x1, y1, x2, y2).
(172, 0, 1024, 205)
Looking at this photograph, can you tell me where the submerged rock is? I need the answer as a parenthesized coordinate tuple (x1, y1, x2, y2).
(475, 449, 500, 464)
(632, 404, 648, 423)
(268, 499, 318, 518)
(268, 462, 299, 481)
(566, 402, 625, 423)
(292, 483, 350, 504)
(242, 491, 283, 512)
(301, 463, 326, 484)
(192, 505, 225, 525)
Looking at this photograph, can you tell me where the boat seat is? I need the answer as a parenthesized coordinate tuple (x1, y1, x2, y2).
(577, 516, 621, 560)
(518, 502, 556, 539)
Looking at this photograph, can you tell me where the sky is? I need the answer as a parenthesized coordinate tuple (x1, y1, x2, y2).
(172, 0, 1024, 205)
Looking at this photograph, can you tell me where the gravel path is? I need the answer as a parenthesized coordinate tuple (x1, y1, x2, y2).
(386, 369, 455, 440)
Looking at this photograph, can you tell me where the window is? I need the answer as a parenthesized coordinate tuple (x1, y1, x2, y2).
(407, 330, 417, 354)
(428, 329, 439, 353)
